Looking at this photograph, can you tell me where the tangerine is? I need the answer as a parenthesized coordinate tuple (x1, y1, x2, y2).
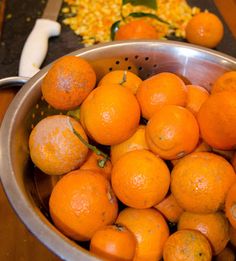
(80, 84, 140, 145)
(29, 115, 88, 175)
(49, 169, 118, 241)
(111, 149, 170, 208)
(211, 71, 236, 94)
(41, 56, 96, 110)
(225, 182, 236, 229)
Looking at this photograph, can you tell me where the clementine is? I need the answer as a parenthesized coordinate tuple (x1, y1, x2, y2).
(29, 115, 88, 175)
(111, 149, 170, 208)
(146, 105, 199, 160)
(116, 207, 169, 261)
(41, 56, 96, 110)
(80, 84, 140, 145)
(90, 224, 136, 261)
(49, 169, 118, 241)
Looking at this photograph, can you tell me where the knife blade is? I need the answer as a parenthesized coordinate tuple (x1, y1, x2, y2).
(18, 0, 63, 78)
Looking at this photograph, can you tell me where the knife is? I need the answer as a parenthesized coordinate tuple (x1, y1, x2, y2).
(18, 0, 63, 78)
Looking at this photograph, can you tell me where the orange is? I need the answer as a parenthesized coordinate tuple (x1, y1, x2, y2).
(136, 72, 187, 120)
(80, 150, 112, 180)
(154, 193, 184, 223)
(110, 125, 149, 165)
(178, 211, 230, 255)
(171, 152, 236, 214)
(49, 169, 118, 241)
(111, 149, 170, 208)
(80, 84, 140, 145)
(225, 182, 236, 229)
(90, 224, 136, 261)
(29, 115, 88, 175)
(198, 91, 236, 150)
(229, 224, 236, 247)
(146, 105, 199, 160)
(41, 56, 96, 110)
(211, 71, 236, 94)
(215, 247, 235, 261)
(185, 12, 224, 48)
(98, 70, 142, 95)
(163, 229, 212, 261)
(115, 19, 160, 41)
(116, 207, 169, 261)
(185, 84, 209, 116)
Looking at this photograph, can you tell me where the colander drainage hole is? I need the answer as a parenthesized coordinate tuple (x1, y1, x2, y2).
(109, 67, 113, 71)
(145, 57, 149, 61)
(138, 66, 143, 71)
(135, 55, 139, 59)
(127, 66, 132, 70)
(115, 60, 120, 65)
(124, 57, 129, 61)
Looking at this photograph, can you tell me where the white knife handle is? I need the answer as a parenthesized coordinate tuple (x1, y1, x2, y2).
(19, 18, 61, 78)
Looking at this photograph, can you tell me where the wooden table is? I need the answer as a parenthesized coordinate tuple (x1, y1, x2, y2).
(0, 0, 235, 260)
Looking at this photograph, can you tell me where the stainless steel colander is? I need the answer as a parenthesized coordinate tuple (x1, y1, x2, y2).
(0, 40, 236, 261)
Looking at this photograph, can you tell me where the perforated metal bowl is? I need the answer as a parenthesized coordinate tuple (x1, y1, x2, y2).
(1, 40, 236, 260)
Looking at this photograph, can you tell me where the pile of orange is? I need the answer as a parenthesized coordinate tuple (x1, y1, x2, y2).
(28, 55, 236, 260)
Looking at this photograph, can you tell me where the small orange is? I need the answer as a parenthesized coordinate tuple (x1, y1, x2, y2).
(29, 115, 88, 175)
(211, 71, 236, 94)
(178, 211, 230, 255)
(110, 125, 149, 165)
(215, 247, 235, 261)
(115, 19, 160, 41)
(41, 56, 96, 110)
(90, 224, 136, 261)
(185, 84, 209, 116)
(197, 91, 236, 150)
(154, 193, 184, 223)
(49, 169, 118, 241)
(98, 70, 142, 95)
(171, 152, 236, 214)
(116, 207, 169, 261)
(185, 12, 224, 48)
(136, 72, 187, 119)
(146, 105, 199, 160)
(80, 84, 140, 145)
(111, 149, 170, 208)
(229, 224, 236, 247)
(80, 151, 112, 180)
(163, 229, 212, 261)
(225, 182, 236, 229)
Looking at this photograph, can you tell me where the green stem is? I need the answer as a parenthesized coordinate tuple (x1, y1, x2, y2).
(68, 119, 110, 164)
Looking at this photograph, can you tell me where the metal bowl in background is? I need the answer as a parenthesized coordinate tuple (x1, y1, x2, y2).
(0, 40, 236, 261)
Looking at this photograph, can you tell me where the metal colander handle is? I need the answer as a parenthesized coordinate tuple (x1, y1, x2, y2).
(0, 76, 29, 89)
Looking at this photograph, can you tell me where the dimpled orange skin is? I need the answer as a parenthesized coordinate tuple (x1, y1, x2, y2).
(115, 19, 161, 41)
(116, 208, 169, 261)
(29, 115, 88, 175)
(98, 70, 142, 95)
(163, 230, 212, 261)
(171, 152, 236, 214)
(111, 149, 170, 209)
(154, 194, 184, 223)
(110, 125, 149, 165)
(90, 224, 136, 261)
(225, 182, 236, 229)
(136, 72, 187, 120)
(178, 211, 230, 255)
(41, 56, 96, 110)
(80, 150, 112, 180)
(185, 12, 224, 48)
(197, 91, 236, 150)
(49, 169, 118, 241)
(185, 84, 209, 116)
(146, 105, 199, 160)
(211, 71, 236, 94)
(80, 84, 140, 146)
